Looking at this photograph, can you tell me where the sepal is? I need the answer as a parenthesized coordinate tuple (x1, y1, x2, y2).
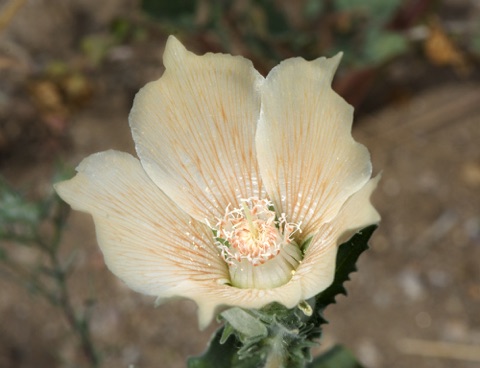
(188, 225, 377, 368)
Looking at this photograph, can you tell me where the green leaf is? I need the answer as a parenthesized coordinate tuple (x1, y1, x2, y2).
(187, 327, 238, 368)
(316, 225, 377, 308)
(220, 307, 268, 340)
(189, 226, 377, 367)
(307, 345, 365, 368)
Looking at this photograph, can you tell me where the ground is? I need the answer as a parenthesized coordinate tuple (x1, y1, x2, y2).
(0, 1, 479, 367)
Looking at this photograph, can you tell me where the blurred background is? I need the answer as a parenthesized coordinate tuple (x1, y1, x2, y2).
(0, 0, 479, 367)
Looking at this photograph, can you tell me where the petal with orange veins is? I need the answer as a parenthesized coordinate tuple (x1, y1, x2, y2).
(186, 174, 379, 328)
(191, 271, 305, 328)
(130, 36, 265, 223)
(296, 175, 381, 299)
(192, 177, 380, 329)
(256, 55, 372, 238)
(54, 151, 228, 302)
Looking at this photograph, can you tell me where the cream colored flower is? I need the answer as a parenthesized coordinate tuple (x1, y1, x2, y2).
(55, 36, 380, 329)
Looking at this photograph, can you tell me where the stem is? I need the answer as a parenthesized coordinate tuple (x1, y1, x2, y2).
(41, 201, 100, 366)
(0, 261, 57, 305)
(47, 243, 100, 368)
(264, 332, 287, 368)
(2, 239, 100, 367)
(1, 177, 99, 366)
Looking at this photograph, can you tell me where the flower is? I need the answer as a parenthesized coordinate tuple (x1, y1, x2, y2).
(55, 36, 380, 329)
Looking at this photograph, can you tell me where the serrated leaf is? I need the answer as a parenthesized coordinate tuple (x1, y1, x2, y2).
(188, 327, 238, 368)
(316, 225, 377, 308)
(307, 344, 365, 368)
(189, 226, 377, 367)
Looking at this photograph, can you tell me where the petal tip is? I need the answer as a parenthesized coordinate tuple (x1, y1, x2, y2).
(165, 35, 186, 51)
(331, 51, 343, 68)
(314, 52, 343, 83)
(331, 51, 344, 62)
(53, 180, 68, 200)
(164, 35, 188, 66)
(197, 302, 217, 330)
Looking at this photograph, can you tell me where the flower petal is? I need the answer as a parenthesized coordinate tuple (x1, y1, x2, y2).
(55, 153, 379, 329)
(191, 240, 333, 327)
(54, 151, 228, 300)
(129, 36, 265, 223)
(256, 54, 372, 238)
(183, 176, 378, 327)
(333, 175, 381, 245)
(192, 275, 304, 328)
(297, 175, 381, 298)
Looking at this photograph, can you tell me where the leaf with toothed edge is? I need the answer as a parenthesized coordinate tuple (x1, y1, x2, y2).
(316, 225, 377, 309)
(187, 225, 377, 368)
(187, 327, 238, 368)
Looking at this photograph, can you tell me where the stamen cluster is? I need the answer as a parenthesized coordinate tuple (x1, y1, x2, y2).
(213, 197, 301, 266)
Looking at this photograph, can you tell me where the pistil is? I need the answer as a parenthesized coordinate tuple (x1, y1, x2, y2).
(212, 197, 302, 289)
(241, 201, 258, 237)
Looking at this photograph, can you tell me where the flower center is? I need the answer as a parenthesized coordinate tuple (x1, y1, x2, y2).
(212, 197, 302, 289)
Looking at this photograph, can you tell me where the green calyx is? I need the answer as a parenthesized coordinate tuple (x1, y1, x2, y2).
(188, 225, 377, 368)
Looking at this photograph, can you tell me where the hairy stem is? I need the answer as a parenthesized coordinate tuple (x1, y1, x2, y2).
(264, 332, 287, 368)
